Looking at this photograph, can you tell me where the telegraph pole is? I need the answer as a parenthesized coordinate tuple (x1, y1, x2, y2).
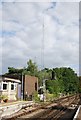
(21, 72, 24, 100)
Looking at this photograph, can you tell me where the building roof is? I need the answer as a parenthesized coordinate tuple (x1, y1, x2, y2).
(0, 76, 21, 83)
(1, 74, 21, 79)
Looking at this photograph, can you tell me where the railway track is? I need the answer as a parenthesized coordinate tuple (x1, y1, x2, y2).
(2, 94, 80, 120)
(28, 95, 79, 120)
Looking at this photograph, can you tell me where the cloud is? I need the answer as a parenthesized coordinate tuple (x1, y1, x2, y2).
(0, 3, 2, 74)
(1, 0, 81, 2)
(1, 2, 79, 74)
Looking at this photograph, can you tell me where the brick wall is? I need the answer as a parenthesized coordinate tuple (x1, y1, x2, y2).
(24, 75, 38, 96)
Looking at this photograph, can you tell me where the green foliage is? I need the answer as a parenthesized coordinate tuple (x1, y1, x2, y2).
(7, 60, 79, 95)
(0, 95, 8, 100)
(78, 88, 81, 93)
(7, 59, 38, 76)
(46, 93, 54, 101)
(46, 80, 60, 94)
(27, 59, 38, 76)
(78, 76, 81, 93)
(38, 68, 52, 86)
(32, 91, 40, 102)
(8, 67, 24, 74)
(46, 67, 79, 94)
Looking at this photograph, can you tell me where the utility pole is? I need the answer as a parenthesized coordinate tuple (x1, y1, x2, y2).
(41, 6, 54, 70)
(41, 6, 55, 101)
(21, 72, 24, 100)
(41, 11, 45, 70)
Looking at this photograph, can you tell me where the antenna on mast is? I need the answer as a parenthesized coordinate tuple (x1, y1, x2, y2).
(41, 13, 45, 70)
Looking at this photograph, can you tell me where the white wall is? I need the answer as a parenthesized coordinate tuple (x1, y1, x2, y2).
(0, 81, 18, 100)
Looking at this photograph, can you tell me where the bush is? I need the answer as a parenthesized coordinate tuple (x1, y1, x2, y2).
(46, 93, 59, 101)
(0, 95, 8, 100)
(33, 91, 40, 102)
(0, 95, 8, 103)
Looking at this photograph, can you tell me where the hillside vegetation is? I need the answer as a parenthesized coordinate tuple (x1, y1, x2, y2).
(5, 59, 79, 95)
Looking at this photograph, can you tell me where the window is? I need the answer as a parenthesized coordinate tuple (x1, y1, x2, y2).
(11, 84, 14, 90)
(3, 84, 7, 90)
(35, 82, 37, 91)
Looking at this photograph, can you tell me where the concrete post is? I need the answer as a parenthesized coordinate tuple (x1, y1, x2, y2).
(21, 74, 23, 100)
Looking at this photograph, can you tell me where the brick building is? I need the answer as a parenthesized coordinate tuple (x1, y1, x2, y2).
(22, 75, 38, 99)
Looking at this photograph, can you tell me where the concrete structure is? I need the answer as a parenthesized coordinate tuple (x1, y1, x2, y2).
(73, 105, 81, 120)
(22, 75, 38, 100)
(0, 101, 34, 119)
(0, 76, 21, 100)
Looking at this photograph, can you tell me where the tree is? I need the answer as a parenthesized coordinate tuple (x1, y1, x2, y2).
(38, 68, 52, 86)
(7, 67, 25, 75)
(7, 59, 38, 77)
(27, 59, 38, 76)
(6, 62, 79, 95)
(46, 67, 79, 95)
(54, 67, 79, 94)
(46, 80, 60, 95)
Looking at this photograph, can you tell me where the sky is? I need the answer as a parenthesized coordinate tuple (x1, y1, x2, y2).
(0, 1, 80, 75)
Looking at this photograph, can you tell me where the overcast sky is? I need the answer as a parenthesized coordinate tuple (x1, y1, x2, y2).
(0, 1, 79, 74)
